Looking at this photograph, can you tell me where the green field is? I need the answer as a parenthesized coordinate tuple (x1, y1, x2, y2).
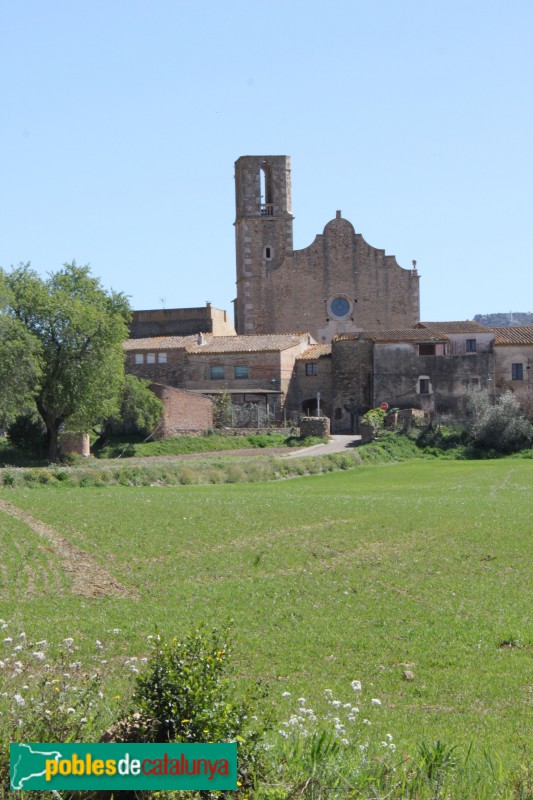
(1, 458, 532, 793)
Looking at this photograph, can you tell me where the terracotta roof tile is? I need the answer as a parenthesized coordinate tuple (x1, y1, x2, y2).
(186, 334, 310, 353)
(334, 329, 448, 343)
(125, 333, 312, 353)
(492, 326, 533, 345)
(297, 344, 332, 360)
(418, 320, 490, 333)
(124, 335, 198, 350)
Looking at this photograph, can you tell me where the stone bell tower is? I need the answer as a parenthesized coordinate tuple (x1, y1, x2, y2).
(234, 156, 294, 334)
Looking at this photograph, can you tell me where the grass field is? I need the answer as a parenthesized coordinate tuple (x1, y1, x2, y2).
(1, 457, 532, 791)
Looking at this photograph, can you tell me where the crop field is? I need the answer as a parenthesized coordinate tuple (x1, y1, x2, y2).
(1, 458, 532, 781)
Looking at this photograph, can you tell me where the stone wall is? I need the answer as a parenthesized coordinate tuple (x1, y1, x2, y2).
(59, 432, 90, 457)
(299, 416, 331, 437)
(130, 305, 235, 338)
(373, 345, 495, 415)
(331, 338, 373, 433)
(296, 356, 332, 417)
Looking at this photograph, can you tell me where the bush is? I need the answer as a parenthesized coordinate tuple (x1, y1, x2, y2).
(126, 627, 268, 790)
(7, 412, 46, 456)
(468, 391, 533, 452)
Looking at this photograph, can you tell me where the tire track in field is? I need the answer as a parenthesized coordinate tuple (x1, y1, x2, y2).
(0, 498, 136, 598)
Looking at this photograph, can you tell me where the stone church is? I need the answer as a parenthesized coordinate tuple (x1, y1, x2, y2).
(234, 155, 420, 343)
(127, 155, 532, 434)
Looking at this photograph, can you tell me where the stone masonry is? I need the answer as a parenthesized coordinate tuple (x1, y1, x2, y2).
(234, 156, 420, 343)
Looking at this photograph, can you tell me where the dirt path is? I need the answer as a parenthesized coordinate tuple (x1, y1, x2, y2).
(0, 498, 135, 598)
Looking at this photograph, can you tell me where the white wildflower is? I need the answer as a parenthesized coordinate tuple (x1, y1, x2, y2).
(324, 689, 333, 697)
(281, 691, 291, 697)
(331, 700, 341, 707)
(13, 694, 25, 706)
(67, 708, 76, 714)
(3, 638, 12, 643)
(33, 652, 46, 661)
(363, 719, 371, 725)
(371, 698, 381, 706)
(351, 680, 362, 692)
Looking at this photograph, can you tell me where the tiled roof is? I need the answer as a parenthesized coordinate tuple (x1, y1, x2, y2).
(492, 326, 533, 345)
(124, 335, 198, 351)
(334, 329, 448, 343)
(186, 334, 310, 353)
(418, 321, 490, 333)
(297, 344, 332, 360)
(125, 333, 311, 353)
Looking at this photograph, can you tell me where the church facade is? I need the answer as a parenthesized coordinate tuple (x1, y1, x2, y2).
(234, 155, 420, 343)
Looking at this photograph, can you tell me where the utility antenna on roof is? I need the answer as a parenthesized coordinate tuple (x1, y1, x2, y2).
(160, 297, 166, 309)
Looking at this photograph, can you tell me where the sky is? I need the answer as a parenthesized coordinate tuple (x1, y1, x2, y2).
(1, 0, 532, 323)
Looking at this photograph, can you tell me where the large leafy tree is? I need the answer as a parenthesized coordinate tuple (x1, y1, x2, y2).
(0, 262, 131, 460)
(0, 303, 42, 422)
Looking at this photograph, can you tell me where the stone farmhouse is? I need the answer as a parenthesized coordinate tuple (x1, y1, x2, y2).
(125, 155, 533, 434)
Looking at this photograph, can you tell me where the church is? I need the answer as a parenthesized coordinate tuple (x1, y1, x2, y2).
(126, 156, 531, 433)
(234, 156, 420, 343)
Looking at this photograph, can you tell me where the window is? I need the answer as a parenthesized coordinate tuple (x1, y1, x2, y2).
(158, 352, 167, 364)
(210, 365, 225, 379)
(264, 246, 272, 260)
(419, 378, 430, 395)
(146, 353, 156, 364)
(305, 363, 318, 376)
(470, 377, 480, 387)
(512, 363, 523, 381)
(134, 353, 144, 365)
(234, 365, 249, 379)
(466, 339, 477, 353)
(419, 344, 436, 356)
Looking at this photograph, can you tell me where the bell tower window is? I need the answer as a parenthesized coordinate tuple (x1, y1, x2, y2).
(260, 161, 273, 215)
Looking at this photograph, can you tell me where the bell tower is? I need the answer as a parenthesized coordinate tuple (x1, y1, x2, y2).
(234, 156, 293, 334)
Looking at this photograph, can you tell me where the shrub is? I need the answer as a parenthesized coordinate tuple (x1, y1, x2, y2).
(468, 391, 533, 452)
(7, 412, 46, 456)
(127, 627, 267, 789)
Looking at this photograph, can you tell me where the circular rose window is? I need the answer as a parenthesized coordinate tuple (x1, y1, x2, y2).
(328, 295, 352, 319)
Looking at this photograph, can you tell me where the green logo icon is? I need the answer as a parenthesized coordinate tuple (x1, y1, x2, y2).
(11, 743, 237, 790)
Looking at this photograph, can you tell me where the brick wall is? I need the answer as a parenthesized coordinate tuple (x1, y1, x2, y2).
(149, 384, 213, 436)
(126, 349, 186, 387)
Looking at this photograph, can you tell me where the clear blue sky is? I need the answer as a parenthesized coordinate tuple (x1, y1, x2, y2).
(2, 0, 532, 323)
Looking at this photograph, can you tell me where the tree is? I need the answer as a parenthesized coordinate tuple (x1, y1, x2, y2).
(0, 279, 41, 423)
(0, 262, 130, 460)
(212, 387, 232, 428)
(93, 374, 164, 447)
